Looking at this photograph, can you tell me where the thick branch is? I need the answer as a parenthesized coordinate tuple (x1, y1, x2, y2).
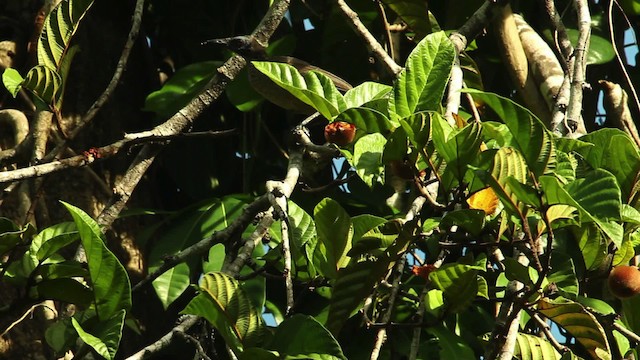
(565, 0, 590, 136)
(600, 80, 640, 147)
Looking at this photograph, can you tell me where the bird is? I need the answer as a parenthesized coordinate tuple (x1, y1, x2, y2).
(203, 35, 352, 114)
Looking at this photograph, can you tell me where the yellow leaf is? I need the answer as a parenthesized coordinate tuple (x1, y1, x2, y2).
(467, 187, 499, 215)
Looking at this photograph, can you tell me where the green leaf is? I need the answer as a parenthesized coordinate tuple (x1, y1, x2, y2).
(71, 310, 125, 360)
(2, 68, 23, 97)
(514, 333, 562, 360)
(182, 272, 265, 353)
(380, 0, 431, 41)
(343, 82, 392, 108)
(429, 263, 484, 312)
(326, 258, 389, 335)
(143, 61, 221, 118)
(335, 108, 392, 140)
(269, 315, 346, 360)
(149, 196, 248, 308)
(226, 66, 263, 112)
(389, 31, 455, 118)
(432, 114, 483, 183)
(538, 297, 611, 360)
(35, 278, 92, 306)
(352, 133, 387, 188)
(152, 262, 191, 309)
(348, 221, 399, 257)
(62, 202, 131, 320)
(576, 129, 640, 200)
(251, 61, 346, 119)
(440, 209, 485, 237)
(0, 218, 26, 258)
(427, 325, 476, 360)
(34, 261, 88, 280)
(464, 89, 555, 177)
(474, 147, 529, 219)
(31, 222, 78, 265)
(37, 0, 95, 70)
(351, 214, 387, 243)
(21, 65, 63, 106)
(540, 169, 623, 247)
(548, 252, 579, 297)
(203, 243, 226, 274)
(313, 198, 352, 279)
(283, 200, 318, 279)
(543, 29, 614, 65)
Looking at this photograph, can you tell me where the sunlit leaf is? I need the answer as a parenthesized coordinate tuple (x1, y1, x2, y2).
(390, 31, 455, 118)
(538, 297, 611, 360)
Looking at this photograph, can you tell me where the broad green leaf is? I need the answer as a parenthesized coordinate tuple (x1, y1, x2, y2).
(35, 278, 92, 306)
(343, 82, 392, 108)
(351, 214, 387, 243)
(401, 111, 431, 150)
(427, 325, 476, 360)
(21, 65, 63, 106)
(2, 68, 23, 97)
(326, 258, 389, 335)
(286, 200, 318, 279)
(144, 61, 221, 118)
(203, 243, 226, 273)
(240, 348, 279, 360)
(432, 114, 483, 184)
(149, 196, 248, 308)
(62, 202, 131, 320)
(481, 121, 513, 148)
(352, 133, 386, 188)
(335, 108, 392, 141)
(440, 209, 485, 236)
(464, 89, 555, 177)
(554, 151, 577, 183)
(348, 221, 399, 257)
(31, 222, 78, 269)
(251, 61, 346, 119)
(0, 218, 26, 258)
(429, 263, 484, 312)
(37, 0, 95, 70)
(548, 252, 579, 297)
(269, 315, 346, 360)
(71, 310, 125, 360)
(540, 169, 623, 247)
(474, 147, 529, 219)
(613, 237, 635, 266)
(313, 198, 352, 279)
(538, 297, 611, 360)
(424, 289, 445, 319)
(226, 66, 263, 112)
(575, 224, 609, 271)
(380, 0, 431, 41)
(182, 272, 264, 354)
(152, 262, 190, 309)
(514, 333, 562, 360)
(543, 29, 614, 65)
(34, 262, 88, 280)
(389, 31, 455, 118)
(576, 129, 640, 201)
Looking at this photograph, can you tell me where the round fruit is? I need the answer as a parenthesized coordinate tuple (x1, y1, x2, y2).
(324, 121, 356, 146)
(608, 265, 640, 299)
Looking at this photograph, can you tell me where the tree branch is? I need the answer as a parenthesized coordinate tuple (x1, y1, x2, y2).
(333, 0, 402, 76)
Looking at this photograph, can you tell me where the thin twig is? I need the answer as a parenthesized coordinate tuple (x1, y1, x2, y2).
(530, 312, 567, 354)
(280, 215, 295, 314)
(42, 0, 146, 163)
(131, 196, 270, 292)
(408, 286, 430, 360)
(333, 0, 402, 76)
(370, 257, 406, 360)
(0, 129, 237, 185)
(126, 315, 201, 360)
